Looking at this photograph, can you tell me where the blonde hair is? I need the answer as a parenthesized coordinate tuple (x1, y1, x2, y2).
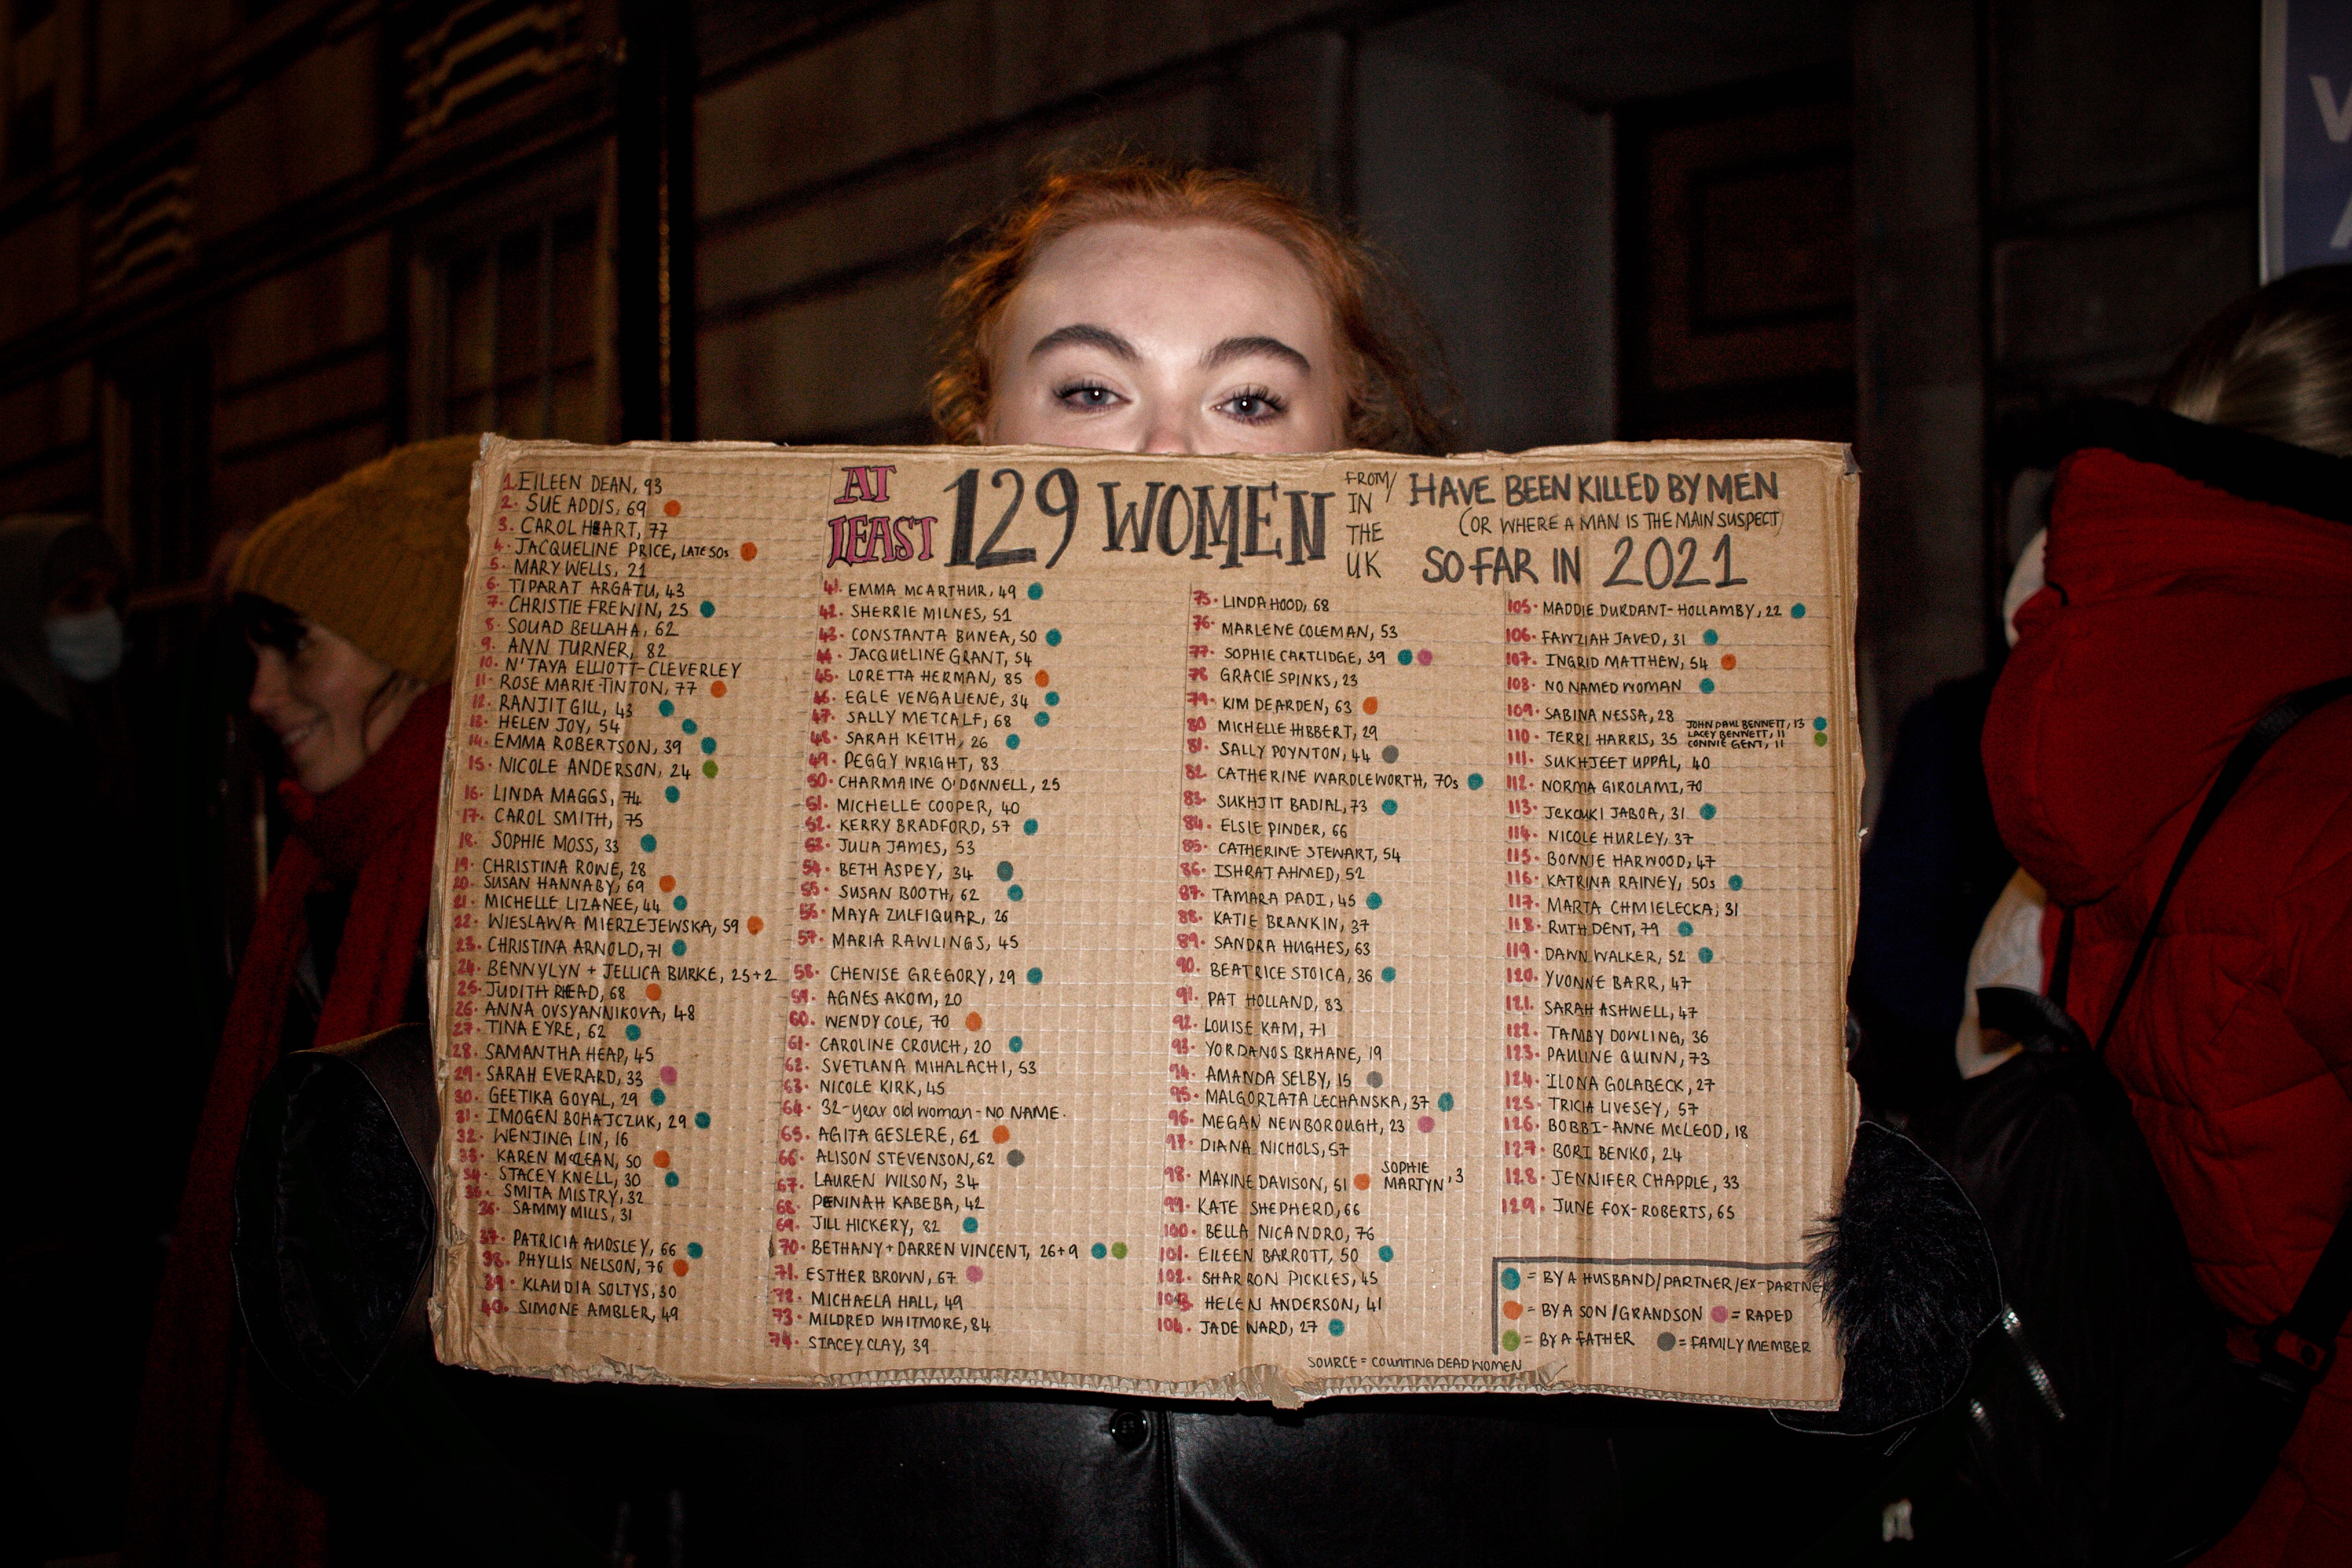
(930, 157, 1450, 453)
(2157, 265, 2352, 455)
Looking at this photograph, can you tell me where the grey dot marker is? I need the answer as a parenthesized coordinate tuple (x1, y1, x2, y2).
(1656, 1332, 1678, 1351)
(1382, 745, 1399, 763)
(1006, 1149, 1025, 1167)
(1366, 1071, 1383, 1088)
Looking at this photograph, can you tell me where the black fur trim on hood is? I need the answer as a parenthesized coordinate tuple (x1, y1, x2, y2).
(1777, 1121, 2001, 1435)
(2012, 399, 2352, 526)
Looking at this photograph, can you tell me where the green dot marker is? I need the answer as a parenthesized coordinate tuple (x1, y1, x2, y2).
(695, 1112, 710, 1128)
(686, 1242, 703, 1259)
(1026, 967, 1042, 984)
(1045, 629, 1061, 646)
(1467, 773, 1484, 790)
(703, 760, 718, 775)
(1502, 1330, 1522, 1351)
(1814, 732, 1828, 747)
(1110, 1242, 1127, 1259)
(1699, 804, 1716, 820)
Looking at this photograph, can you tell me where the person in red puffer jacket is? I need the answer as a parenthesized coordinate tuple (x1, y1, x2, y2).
(1984, 265, 2352, 1567)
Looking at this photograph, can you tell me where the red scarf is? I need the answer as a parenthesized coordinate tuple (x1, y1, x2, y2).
(126, 685, 449, 1567)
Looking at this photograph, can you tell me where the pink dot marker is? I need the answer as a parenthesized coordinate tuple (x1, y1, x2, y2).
(659, 1065, 677, 1085)
(1712, 1305, 1729, 1323)
(966, 1265, 985, 1284)
(1416, 649, 1434, 666)
(1416, 1115, 1435, 1132)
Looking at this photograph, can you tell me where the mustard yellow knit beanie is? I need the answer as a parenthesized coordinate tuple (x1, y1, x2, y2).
(230, 436, 478, 683)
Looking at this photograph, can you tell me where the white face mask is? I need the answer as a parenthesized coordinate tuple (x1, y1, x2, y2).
(47, 607, 125, 682)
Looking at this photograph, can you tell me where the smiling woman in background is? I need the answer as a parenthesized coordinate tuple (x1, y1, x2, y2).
(126, 436, 474, 1568)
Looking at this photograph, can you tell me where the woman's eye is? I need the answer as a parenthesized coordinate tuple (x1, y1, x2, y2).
(1218, 389, 1287, 424)
(1055, 382, 1120, 410)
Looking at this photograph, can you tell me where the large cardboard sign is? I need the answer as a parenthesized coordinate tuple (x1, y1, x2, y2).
(430, 438, 1860, 1408)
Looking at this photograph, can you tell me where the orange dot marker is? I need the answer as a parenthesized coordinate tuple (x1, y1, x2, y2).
(992, 1125, 1010, 1144)
(745, 915, 764, 935)
(647, 983, 662, 1000)
(965, 1012, 983, 1031)
(1503, 1300, 1524, 1320)
(663, 500, 681, 517)
(1720, 653, 1737, 670)
(740, 542, 758, 560)
(1362, 697, 1378, 715)
(710, 679, 728, 697)
(1352, 1173, 1371, 1191)
(1035, 670, 1050, 687)
(653, 1150, 671, 1168)
(660, 875, 676, 892)
(672, 1258, 689, 1277)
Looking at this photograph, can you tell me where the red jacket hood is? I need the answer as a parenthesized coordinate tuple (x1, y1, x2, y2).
(1984, 433, 2352, 906)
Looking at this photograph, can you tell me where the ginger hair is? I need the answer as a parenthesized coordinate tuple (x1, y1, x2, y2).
(929, 157, 1450, 454)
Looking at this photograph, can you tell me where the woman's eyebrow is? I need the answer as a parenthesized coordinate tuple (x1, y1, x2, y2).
(1201, 335, 1311, 373)
(1027, 323, 1137, 361)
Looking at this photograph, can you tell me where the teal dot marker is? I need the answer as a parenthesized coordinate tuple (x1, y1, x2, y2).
(1092, 1243, 1107, 1259)
(682, 719, 697, 734)
(686, 1242, 703, 1259)
(1703, 629, 1718, 645)
(1677, 921, 1693, 936)
(1329, 1319, 1345, 1336)
(1008, 886, 1023, 901)
(1023, 819, 1038, 835)
(703, 760, 718, 775)
(1467, 773, 1484, 790)
(1382, 799, 1397, 815)
(695, 1112, 710, 1128)
(1791, 603, 1807, 618)
(963, 1217, 979, 1233)
(1045, 691, 1059, 706)
(997, 862, 1014, 881)
(1009, 1036, 1024, 1053)
(651, 1088, 666, 1106)
(665, 1171, 679, 1186)
(1699, 947, 1715, 963)
(1501, 1267, 1522, 1290)
(1367, 893, 1382, 910)
(671, 940, 686, 956)
(1728, 874, 1743, 891)
(1399, 649, 1414, 665)
(699, 601, 715, 617)
(1026, 967, 1043, 985)
(1027, 583, 1043, 600)
(1814, 715, 1828, 730)
(1437, 1092, 1454, 1112)
(625, 1025, 641, 1041)
(1034, 712, 1049, 726)
(1381, 966, 1396, 982)
(672, 895, 686, 910)
(701, 737, 716, 754)
(1007, 734, 1020, 750)
(1045, 629, 1061, 646)
(1700, 678, 1716, 694)
(665, 786, 679, 802)
(641, 834, 657, 852)
(658, 700, 674, 716)
(1699, 804, 1716, 820)
(1378, 1245, 1394, 1262)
